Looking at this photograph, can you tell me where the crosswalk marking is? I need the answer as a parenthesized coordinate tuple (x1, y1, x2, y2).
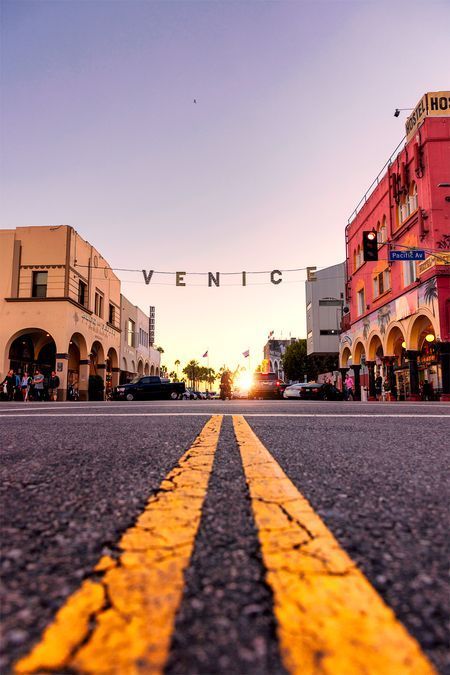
(232, 415, 435, 674)
(15, 415, 223, 675)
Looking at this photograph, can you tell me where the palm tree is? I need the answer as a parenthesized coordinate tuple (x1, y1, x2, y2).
(174, 359, 180, 378)
(424, 278, 438, 317)
(183, 360, 200, 389)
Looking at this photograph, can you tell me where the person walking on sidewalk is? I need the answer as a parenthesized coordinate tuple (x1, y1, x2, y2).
(1, 370, 16, 401)
(20, 372, 31, 401)
(33, 369, 45, 401)
(48, 371, 60, 402)
(345, 373, 354, 401)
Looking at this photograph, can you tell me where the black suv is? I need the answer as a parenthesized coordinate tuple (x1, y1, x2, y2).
(248, 373, 287, 399)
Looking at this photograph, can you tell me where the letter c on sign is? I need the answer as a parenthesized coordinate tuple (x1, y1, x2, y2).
(176, 272, 186, 287)
(270, 270, 282, 285)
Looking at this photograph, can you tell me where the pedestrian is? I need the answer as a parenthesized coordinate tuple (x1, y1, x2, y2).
(344, 373, 354, 401)
(422, 379, 433, 401)
(375, 374, 383, 401)
(20, 372, 31, 401)
(0, 370, 16, 401)
(33, 369, 45, 401)
(48, 371, 60, 402)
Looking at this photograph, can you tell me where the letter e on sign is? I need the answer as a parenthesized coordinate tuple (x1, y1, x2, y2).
(176, 272, 186, 287)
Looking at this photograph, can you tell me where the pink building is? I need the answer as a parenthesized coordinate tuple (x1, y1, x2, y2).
(339, 91, 450, 401)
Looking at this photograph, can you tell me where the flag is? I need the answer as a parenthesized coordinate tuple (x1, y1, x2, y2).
(242, 350, 250, 358)
(202, 351, 208, 358)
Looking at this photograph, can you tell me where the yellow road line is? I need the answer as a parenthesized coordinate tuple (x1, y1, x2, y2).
(15, 415, 223, 675)
(232, 415, 435, 675)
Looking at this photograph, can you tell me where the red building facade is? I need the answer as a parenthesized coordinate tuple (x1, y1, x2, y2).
(339, 91, 450, 400)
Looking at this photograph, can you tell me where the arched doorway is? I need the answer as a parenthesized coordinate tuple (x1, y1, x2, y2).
(89, 340, 106, 401)
(68, 333, 88, 399)
(137, 359, 144, 376)
(367, 333, 384, 399)
(150, 365, 155, 375)
(7, 329, 56, 379)
(408, 314, 438, 398)
(106, 347, 119, 392)
(386, 325, 407, 400)
(144, 362, 149, 375)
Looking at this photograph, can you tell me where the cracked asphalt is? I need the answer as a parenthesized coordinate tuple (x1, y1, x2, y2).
(0, 400, 449, 674)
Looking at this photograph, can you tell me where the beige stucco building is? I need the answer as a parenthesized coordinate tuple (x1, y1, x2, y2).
(120, 294, 161, 382)
(0, 225, 122, 400)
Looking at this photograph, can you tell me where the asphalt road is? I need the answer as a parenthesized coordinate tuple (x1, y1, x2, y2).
(1, 399, 449, 674)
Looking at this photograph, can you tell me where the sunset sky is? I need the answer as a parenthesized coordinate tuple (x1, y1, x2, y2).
(1, 0, 449, 373)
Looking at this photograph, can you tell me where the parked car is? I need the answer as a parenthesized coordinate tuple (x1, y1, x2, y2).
(182, 389, 197, 400)
(248, 373, 286, 399)
(299, 383, 344, 401)
(283, 383, 307, 399)
(112, 376, 185, 401)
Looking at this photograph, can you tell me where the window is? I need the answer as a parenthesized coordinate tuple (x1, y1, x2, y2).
(94, 290, 104, 318)
(378, 217, 387, 245)
(357, 288, 365, 316)
(403, 260, 416, 287)
(32, 271, 48, 298)
(127, 319, 135, 347)
(109, 303, 115, 325)
(409, 182, 418, 213)
(373, 269, 391, 298)
(78, 280, 87, 306)
(319, 299, 343, 306)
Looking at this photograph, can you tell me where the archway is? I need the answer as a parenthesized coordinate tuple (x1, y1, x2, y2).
(89, 340, 106, 401)
(144, 362, 149, 375)
(137, 359, 144, 376)
(408, 313, 438, 398)
(385, 325, 407, 400)
(106, 347, 119, 391)
(150, 365, 155, 375)
(340, 346, 352, 368)
(7, 328, 56, 378)
(68, 333, 88, 399)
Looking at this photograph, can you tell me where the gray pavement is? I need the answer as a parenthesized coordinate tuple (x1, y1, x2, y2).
(1, 400, 449, 673)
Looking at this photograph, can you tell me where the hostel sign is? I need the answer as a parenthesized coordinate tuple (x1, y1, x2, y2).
(405, 91, 450, 141)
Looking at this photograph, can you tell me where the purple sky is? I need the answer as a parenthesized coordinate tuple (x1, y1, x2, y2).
(1, 0, 449, 372)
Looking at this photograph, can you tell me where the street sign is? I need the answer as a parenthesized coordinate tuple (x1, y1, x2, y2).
(389, 250, 426, 261)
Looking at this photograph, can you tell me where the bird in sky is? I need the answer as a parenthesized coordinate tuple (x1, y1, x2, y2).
(193, 99, 197, 104)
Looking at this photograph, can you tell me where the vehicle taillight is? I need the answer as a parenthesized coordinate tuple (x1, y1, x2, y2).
(276, 380, 280, 386)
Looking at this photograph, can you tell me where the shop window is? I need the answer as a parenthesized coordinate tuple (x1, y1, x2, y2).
(32, 271, 48, 298)
(357, 287, 365, 316)
(402, 260, 416, 287)
(78, 280, 87, 307)
(127, 319, 135, 347)
(94, 290, 104, 318)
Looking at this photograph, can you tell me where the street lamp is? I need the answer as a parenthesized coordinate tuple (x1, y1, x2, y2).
(394, 107, 413, 117)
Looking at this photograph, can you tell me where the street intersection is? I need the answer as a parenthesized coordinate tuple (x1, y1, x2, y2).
(1, 400, 449, 674)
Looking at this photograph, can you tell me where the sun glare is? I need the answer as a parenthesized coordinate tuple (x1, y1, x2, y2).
(235, 371, 253, 392)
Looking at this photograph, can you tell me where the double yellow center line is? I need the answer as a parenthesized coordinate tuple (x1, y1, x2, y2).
(15, 415, 434, 674)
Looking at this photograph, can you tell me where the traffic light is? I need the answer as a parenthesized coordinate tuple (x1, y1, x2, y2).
(362, 230, 378, 262)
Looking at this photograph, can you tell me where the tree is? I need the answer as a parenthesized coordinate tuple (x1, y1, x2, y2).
(282, 339, 338, 382)
(174, 359, 180, 378)
(282, 340, 308, 382)
(183, 360, 201, 389)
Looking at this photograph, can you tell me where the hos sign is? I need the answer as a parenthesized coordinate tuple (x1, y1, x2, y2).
(406, 90, 450, 141)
